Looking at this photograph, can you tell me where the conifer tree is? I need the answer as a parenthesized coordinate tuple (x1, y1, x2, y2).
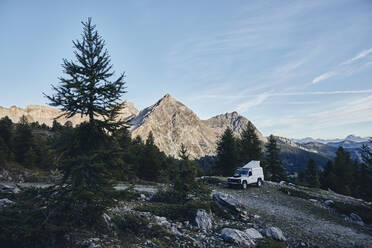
(45, 18, 126, 132)
(358, 139, 372, 201)
(333, 147, 353, 195)
(139, 132, 162, 181)
(0, 116, 13, 149)
(13, 116, 34, 167)
(174, 143, 197, 194)
(361, 139, 372, 169)
(215, 127, 240, 176)
(0, 117, 13, 162)
(0, 137, 8, 163)
(305, 158, 320, 188)
(265, 135, 286, 182)
(240, 121, 262, 163)
(320, 160, 337, 190)
(44, 18, 127, 223)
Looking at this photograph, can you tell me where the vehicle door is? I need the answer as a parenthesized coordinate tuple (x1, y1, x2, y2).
(247, 170, 254, 184)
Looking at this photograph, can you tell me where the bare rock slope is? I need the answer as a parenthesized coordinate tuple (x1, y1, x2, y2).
(0, 102, 138, 127)
(129, 94, 264, 158)
(130, 94, 220, 158)
(203, 112, 266, 142)
(0, 94, 262, 159)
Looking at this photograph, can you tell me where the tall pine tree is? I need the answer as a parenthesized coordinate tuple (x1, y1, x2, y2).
(45, 18, 126, 132)
(240, 121, 262, 163)
(215, 127, 240, 176)
(138, 132, 163, 181)
(358, 139, 372, 201)
(45, 18, 127, 223)
(174, 143, 198, 194)
(265, 135, 286, 182)
(320, 160, 337, 190)
(13, 116, 35, 167)
(305, 158, 320, 188)
(333, 147, 353, 195)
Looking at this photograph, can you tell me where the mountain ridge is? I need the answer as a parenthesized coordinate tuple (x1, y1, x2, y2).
(1, 94, 367, 164)
(0, 94, 263, 159)
(292, 135, 371, 144)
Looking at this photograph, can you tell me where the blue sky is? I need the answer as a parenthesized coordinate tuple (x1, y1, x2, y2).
(1, 0, 371, 139)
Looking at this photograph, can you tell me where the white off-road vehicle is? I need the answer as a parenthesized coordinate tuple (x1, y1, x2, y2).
(227, 160, 264, 189)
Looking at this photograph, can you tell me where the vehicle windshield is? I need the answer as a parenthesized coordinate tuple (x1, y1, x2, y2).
(234, 169, 248, 176)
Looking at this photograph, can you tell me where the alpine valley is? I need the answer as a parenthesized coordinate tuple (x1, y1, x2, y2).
(0, 94, 369, 172)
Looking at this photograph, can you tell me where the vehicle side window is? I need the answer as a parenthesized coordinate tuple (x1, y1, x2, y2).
(249, 171, 252, 176)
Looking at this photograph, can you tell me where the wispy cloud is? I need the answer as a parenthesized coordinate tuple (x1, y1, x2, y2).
(311, 47, 372, 84)
(235, 92, 271, 113)
(342, 48, 372, 65)
(188, 88, 372, 103)
(259, 94, 372, 131)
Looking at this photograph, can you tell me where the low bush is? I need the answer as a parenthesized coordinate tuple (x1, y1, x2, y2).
(256, 237, 286, 248)
(137, 200, 211, 222)
(199, 176, 225, 186)
(112, 188, 140, 201)
(112, 213, 170, 246)
(330, 201, 372, 225)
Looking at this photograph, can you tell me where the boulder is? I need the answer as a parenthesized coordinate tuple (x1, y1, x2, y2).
(244, 228, 263, 239)
(102, 213, 112, 229)
(220, 228, 255, 247)
(213, 193, 245, 216)
(153, 216, 171, 229)
(349, 213, 364, 225)
(0, 184, 19, 193)
(195, 209, 213, 231)
(0, 198, 14, 207)
(265, 227, 286, 241)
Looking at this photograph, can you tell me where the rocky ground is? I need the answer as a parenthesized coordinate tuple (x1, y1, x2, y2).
(1, 179, 371, 247)
(214, 180, 372, 247)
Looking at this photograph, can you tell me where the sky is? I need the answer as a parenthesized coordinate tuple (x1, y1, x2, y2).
(0, 0, 371, 139)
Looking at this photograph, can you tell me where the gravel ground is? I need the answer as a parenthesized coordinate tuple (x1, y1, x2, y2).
(214, 182, 372, 248)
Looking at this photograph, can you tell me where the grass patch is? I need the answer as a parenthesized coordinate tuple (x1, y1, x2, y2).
(279, 187, 322, 201)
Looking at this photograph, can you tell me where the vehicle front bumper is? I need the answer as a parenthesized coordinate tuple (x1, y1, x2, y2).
(227, 178, 242, 185)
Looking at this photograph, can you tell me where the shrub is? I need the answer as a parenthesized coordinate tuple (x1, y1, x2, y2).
(137, 200, 211, 222)
(329, 201, 372, 225)
(151, 188, 187, 204)
(112, 188, 140, 201)
(112, 213, 169, 245)
(256, 238, 286, 248)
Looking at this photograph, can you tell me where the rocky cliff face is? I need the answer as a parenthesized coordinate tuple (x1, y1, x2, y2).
(0, 102, 138, 127)
(130, 94, 220, 158)
(130, 94, 265, 158)
(203, 112, 267, 142)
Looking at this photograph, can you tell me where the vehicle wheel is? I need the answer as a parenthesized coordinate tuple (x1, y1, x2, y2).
(242, 181, 247, 190)
(257, 179, 262, 187)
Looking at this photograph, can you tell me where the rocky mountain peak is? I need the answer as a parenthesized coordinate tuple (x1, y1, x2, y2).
(202, 112, 266, 142)
(1, 94, 265, 159)
(130, 94, 219, 158)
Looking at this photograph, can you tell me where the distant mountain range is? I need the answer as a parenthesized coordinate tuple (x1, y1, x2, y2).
(292, 135, 371, 144)
(1, 94, 369, 172)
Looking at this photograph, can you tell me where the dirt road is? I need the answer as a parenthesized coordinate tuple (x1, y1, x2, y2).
(214, 182, 372, 247)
